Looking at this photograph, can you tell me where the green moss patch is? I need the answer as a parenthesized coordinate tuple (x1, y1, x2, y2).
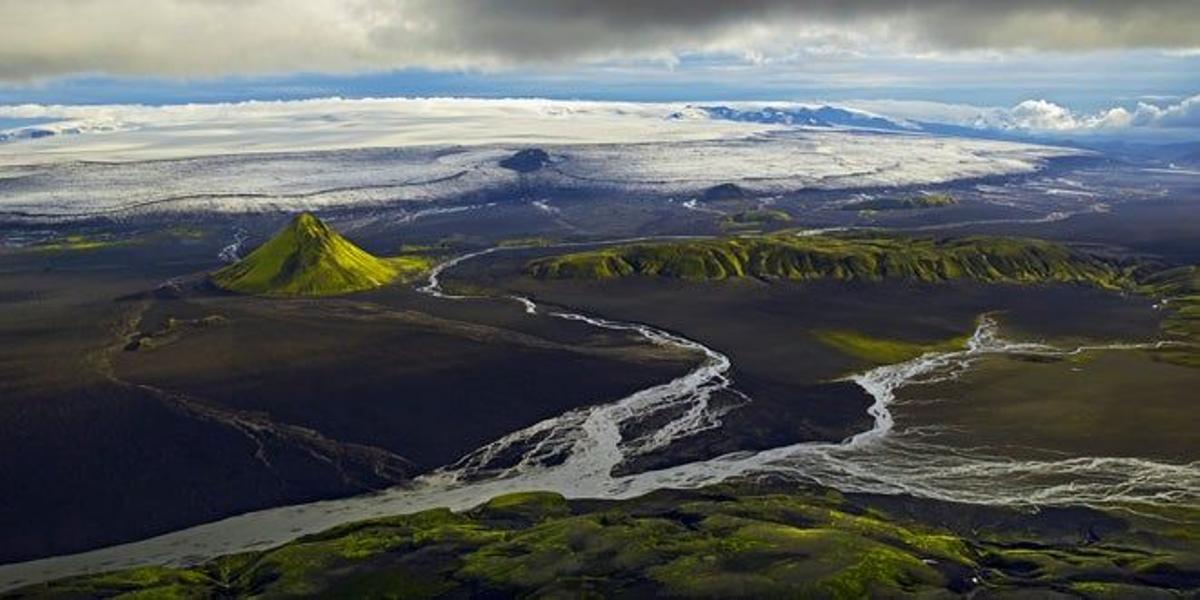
(32, 234, 133, 252)
(813, 329, 970, 364)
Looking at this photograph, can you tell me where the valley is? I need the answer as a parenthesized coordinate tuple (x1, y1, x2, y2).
(1, 143, 1198, 597)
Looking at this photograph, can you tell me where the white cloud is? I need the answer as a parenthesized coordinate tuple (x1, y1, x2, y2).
(1129, 95, 1200, 127)
(846, 94, 1200, 133)
(1008, 100, 1083, 131)
(1011, 96, 1200, 131)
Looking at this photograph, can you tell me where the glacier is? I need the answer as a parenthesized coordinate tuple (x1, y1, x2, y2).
(0, 98, 1085, 221)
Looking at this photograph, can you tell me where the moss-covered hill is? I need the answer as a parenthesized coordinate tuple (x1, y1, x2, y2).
(720, 209, 792, 230)
(211, 213, 430, 297)
(13, 485, 1198, 599)
(526, 233, 1133, 288)
(841, 193, 958, 211)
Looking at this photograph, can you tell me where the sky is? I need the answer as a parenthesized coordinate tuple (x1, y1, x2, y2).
(0, 1, 1198, 136)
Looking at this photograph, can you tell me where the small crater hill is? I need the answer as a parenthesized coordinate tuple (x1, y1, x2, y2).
(702, 183, 749, 202)
(211, 212, 428, 296)
(499, 148, 551, 173)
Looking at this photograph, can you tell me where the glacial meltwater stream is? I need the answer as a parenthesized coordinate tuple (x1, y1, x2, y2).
(1, 244, 1197, 591)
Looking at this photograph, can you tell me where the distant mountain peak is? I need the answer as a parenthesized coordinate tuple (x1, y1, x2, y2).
(211, 212, 405, 296)
(694, 104, 918, 132)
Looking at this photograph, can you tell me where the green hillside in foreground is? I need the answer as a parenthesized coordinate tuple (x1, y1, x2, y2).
(526, 233, 1133, 288)
(211, 213, 430, 296)
(19, 484, 1198, 598)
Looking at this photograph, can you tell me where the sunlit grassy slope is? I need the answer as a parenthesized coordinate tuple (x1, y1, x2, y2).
(527, 232, 1132, 288)
(22, 486, 1198, 598)
(211, 212, 430, 296)
(721, 209, 792, 228)
(813, 329, 971, 364)
(841, 193, 958, 211)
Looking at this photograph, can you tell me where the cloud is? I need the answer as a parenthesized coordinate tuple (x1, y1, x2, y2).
(1, 1, 1199, 80)
(1129, 95, 1200, 127)
(845, 94, 1200, 133)
(1008, 96, 1200, 131)
(1008, 100, 1085, 131)
(1003, 100, 1138, 131)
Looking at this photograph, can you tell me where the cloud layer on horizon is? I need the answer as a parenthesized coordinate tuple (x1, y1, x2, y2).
(846, 95, 1200, 133)
(2, 1, 1200, 80)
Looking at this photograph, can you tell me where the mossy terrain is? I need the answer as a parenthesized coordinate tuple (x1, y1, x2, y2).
(161, 225, 210, 240)
(211, 213, 431, 297)
(720, 209, 792, 230)
(497, 236, 558, 248)
(13, 485, 1198, 599)
(1139, 266, 1200, 367)
(841, 193, 958, 211)
(31, 234, 132, 252)
(814, 329, 971, 365)
(526, 232, 1133, 288)
(29, 227, 210, 253)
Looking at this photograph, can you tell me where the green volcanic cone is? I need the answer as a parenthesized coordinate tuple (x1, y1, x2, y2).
(212, 212, 426, 296)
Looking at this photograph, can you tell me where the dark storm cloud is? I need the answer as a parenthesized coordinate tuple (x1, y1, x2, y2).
(423, 1, 1200, 55)
(1, 0, 1198, 80)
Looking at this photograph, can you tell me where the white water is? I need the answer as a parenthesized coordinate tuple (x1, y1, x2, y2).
(1, 249, 1196, 591)
(216, 228, 248, 264)
(679, 199, 725, 216)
